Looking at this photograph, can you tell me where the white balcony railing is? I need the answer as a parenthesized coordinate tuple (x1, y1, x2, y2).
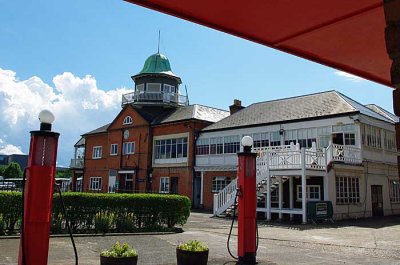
(326, 144, 362, 164)
(213, 143, 362, 215)
(70, 158, 84, 169)
(121, 91, 188, 107)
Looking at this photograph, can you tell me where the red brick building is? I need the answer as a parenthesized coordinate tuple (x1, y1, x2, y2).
(70, 53, 228, 207)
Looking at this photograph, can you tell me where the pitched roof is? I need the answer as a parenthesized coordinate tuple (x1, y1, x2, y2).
(203, 91, 395, 132)
(82, 123, 110, 136)
(154, 104, 229, 124)
(365, 104, 399, 123)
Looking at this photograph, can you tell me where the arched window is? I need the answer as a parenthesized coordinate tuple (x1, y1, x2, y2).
(123, 116, 133, 125)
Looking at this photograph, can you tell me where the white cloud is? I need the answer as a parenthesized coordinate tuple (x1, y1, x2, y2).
(0, 143, 24, 155)
(0, 67, 133, 165)
(334, 71, 365, 82)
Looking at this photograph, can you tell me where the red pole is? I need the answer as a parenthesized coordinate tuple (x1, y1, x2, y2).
(237, 136, 257, 265)
(18, 111, 59, 265)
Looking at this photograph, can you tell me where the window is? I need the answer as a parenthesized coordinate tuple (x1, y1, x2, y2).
(212, 177, 231, 192)
(284, 130, 297, 145)
(136, 84, 144, 93)
(253, 132, 269, 148)
(344, 133, 355, 145)
(210, 137, 223, 154)
(160, 177, 169, 193)
(384, 130, 396, 151)
(362, 124, 381, 148)
(110, 144, 118, 156)
(336, 176, 360, 204)
(270, 131, 281, 146)
(297, 185, 321, 201)
(317, 127, 331, 149)
(147, 83, 161, 92)
(298, 128, 317, 148)
(390, 180, 400, 203)
(92, 146, 102, 159)
(155, 137, 188, 159)
(123, 116, 133, 125)
(196, 138, 209, 155)
(89, 177, 102, 191)
(125, 174, 133, 191)
(123, 142, 135, 155)
(163, 84, 175, 93)
(224, 135, 240, 154)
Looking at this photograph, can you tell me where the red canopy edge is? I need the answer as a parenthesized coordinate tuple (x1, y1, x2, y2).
(124, 0, 393, 88)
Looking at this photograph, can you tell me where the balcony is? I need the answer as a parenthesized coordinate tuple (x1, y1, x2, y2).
(121, 91, 188, 107)
(70, 158, 84, 169)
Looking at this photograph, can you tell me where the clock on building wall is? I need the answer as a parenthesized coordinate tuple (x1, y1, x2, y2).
(123, 130, 130, 139)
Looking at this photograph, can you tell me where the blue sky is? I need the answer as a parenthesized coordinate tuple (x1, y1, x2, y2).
(0, 0, 394, 166)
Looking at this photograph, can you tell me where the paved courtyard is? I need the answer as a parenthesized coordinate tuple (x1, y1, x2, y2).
(1, 212, 400, 264)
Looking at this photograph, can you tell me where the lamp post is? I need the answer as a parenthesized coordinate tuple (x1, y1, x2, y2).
(237, 136, 257, 265)
(18, 110, 59, 265)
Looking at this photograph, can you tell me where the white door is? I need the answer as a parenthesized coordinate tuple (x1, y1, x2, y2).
(108, 175, 116, 193)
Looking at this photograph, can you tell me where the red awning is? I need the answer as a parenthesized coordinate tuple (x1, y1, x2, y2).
(125, 0, 393, 88)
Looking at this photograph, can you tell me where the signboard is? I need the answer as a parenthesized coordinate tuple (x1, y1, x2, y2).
(316, 202, 328, 216)
(137, 178, 145, 183)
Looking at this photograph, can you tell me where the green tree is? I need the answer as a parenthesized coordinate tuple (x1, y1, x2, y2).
(0, 165, 6, 177)
(4, 162, 22, 179)
(56, 168, 71, 179)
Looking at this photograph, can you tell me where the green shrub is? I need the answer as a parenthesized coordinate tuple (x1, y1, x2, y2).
(0, 192, 191, 235)
(101, 241, 138, 258)
(177, 240, 209, 252)
(94, 213, 113, 234)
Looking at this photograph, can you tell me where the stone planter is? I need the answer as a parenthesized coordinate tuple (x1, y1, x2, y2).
(100, 256, 138, 265)
(176, 248, 209, 265)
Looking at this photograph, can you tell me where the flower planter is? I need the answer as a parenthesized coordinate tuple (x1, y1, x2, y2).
(176, 248, 209, 265)
(100, 256, 138, 265)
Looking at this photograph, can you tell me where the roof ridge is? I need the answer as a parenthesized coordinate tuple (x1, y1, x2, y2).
(249, 90, 337, 107)
(190, 103, 229, 113)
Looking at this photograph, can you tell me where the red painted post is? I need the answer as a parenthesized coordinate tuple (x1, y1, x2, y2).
(237, 136, 257, 265)
(18, 110, 59, 265)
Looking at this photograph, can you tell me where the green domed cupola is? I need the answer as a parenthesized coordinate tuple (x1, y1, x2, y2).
(132, 53, 181, 83)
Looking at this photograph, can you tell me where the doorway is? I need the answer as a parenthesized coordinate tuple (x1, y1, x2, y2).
(170, 177, 179, 194)
(371, 185, 384, 217)
(193, 176, 201, 208)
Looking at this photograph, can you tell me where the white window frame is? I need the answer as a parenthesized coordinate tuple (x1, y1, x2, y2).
(110, 144, 118, 156)
(89, 177, 102, 191)
(92, 146, 102, 159)
(390, 180, 400, 203)
(123, 116, 133, 125)
(160, 177, 169, 193)
(336, 176, 360, 204)
(123, 142, 135, 155)
(296, 185, 321, 201)
(212, 177, 231, 193)
(154, 137, 188, 164)
(136, 84, 144, 92)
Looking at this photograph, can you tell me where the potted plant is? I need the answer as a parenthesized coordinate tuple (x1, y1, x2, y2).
(176, 240, 209, 265)
(100, 241, 138, 265)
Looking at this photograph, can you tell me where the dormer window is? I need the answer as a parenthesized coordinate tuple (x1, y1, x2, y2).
(123, 116, 133, 125)
(147, 83, 161, 92)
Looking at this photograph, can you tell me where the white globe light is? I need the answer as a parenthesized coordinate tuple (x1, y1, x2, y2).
(38, 110, 55, 124)
(241, 136, 253, 147)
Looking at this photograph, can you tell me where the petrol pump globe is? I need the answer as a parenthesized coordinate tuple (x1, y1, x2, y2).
(38, 110, 55, 131)
(241, 136, 253, 153)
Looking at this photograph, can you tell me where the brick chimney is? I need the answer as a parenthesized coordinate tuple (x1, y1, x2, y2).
(229, 99, 244, 114)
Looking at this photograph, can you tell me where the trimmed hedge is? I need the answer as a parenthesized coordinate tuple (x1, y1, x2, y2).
(0, 192, 191, 235)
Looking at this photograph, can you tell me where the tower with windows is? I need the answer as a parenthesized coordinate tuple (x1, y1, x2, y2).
(122, 53, 188, 107)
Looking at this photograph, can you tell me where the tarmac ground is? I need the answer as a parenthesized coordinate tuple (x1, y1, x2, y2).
(1, 212, 400, 264)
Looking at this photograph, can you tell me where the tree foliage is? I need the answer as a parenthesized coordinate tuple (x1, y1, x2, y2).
(3, 162, 22, 179)
(0, 165, 6, 177)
